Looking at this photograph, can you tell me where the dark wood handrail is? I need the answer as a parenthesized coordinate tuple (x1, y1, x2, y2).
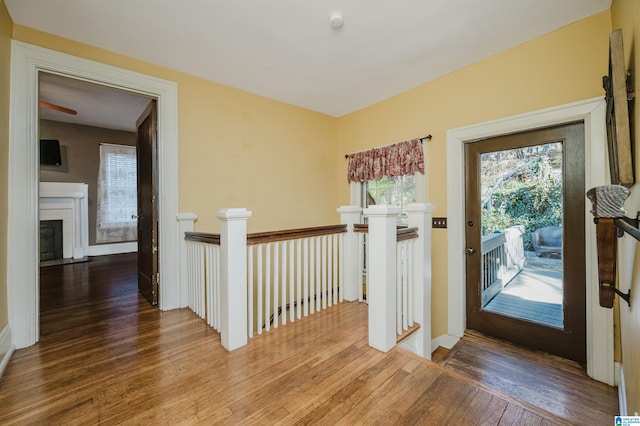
(354, 224, 413, 236)
(247, 224, 347, 245)
(184, 232, 221, 245)
(185, 224, 417, 244)
(397, 227, 419, 242)
(354, 224, 368, 233)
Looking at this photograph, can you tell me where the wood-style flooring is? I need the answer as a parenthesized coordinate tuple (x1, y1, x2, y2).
(0, 253, 618, 424)
(435, 330, 619, 425)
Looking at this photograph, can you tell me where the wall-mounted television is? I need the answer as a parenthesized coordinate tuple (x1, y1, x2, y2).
(40, 139, 62, 166)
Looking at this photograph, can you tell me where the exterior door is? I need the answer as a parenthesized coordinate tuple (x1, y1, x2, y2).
(136, 100, 159, 305)
(464, 122, 586, 363)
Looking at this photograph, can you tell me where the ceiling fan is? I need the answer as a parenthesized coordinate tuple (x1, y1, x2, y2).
(39, 100, 77, 115)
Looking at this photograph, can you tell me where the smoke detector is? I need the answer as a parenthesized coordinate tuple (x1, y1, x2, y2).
(329, 12, 344, 28)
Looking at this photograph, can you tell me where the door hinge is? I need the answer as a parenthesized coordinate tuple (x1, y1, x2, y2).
(154, 272, 160, 285)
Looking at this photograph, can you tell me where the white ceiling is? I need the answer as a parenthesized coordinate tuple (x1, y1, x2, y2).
(39, 73, 152, 132)
(8, 0, 611, 121)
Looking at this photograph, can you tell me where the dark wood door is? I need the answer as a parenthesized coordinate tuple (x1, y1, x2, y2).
(136, 100, 158, 305)
(464, 122, 586, 362)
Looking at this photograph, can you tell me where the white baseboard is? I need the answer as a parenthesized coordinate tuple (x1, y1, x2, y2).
(0, 325, 15, 378)
(431, 333, 460, 353)
(87, 242, 137, 256)
(617, 362, 627, 416)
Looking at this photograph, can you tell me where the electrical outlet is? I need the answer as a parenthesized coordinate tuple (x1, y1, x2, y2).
(432, 217, 447, 228)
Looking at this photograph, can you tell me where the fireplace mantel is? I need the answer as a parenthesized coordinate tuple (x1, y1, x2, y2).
(39, 182, 89, 259)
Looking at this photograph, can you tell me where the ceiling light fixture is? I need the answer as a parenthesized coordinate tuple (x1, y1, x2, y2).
(329, 12, 344, 28)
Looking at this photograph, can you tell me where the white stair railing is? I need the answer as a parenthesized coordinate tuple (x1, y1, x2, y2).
(247, 226, 347, 337)
(364, 203, 435, 359)
(184, 233, 221, 331)
(180, 203, 435, 359)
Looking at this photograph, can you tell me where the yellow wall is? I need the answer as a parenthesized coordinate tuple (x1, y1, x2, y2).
(611, 0, 640, 414)
(4, 6, 624, 391)
(12, 25, 339, 234)
(0, 0, 13, 329)
(336, 11, 612, 338)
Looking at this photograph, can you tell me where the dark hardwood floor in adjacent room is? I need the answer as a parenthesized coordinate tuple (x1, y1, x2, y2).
(0, 254, 618, 424)
(39, 253, 139, 338)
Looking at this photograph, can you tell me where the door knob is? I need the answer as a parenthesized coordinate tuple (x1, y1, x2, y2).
(465, 247, 475, 255)
(131, 214, 139, 219)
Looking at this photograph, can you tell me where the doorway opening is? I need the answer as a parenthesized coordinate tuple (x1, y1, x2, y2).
(478, 141, 564, 329)
(464, 122, 586, 363)
(8, 41, 179, 349)
(445, 97, 613, 385)
(37, 71, 159, 335)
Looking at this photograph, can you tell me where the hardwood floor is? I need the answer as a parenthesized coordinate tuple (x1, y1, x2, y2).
(436, 330, 619, 425)
(0, 253, 618, 424)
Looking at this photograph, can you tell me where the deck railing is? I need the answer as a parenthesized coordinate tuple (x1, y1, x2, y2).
(480, 225, 526, 306)
(181, 203, 434, 359)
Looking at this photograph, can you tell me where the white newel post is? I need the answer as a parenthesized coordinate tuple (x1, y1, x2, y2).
(364, 205, 400, 352)
(406, 203, 436, 359)
(177, 213, 198, 308)
(217, 208, 252, 351)
(337, 205, 362, 301)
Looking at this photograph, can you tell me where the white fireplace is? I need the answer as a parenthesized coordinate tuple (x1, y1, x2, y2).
(39, 182, 89, 259)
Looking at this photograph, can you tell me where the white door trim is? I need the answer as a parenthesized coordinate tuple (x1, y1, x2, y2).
(8, 41, 181, 349)
(446, 97, 614, 385)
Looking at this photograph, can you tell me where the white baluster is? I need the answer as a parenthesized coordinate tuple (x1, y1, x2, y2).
(197, 243, 204, 318)
(247, 245, 253, 338)
(289, 240, 295, 323)
(403, 242, 409, 331)
(358, 233, 365, 302)
(315, 237, 321, 311)
(297, 238, 302, 319)
(206, 244, 213, 326)
(186, 242, 192, 311)
(322, 235, 327, 309)
(397, 243, 403, 335)
(281, 241, 287, 325)
(257, 244, 263, 334)
(273, 242, 279, 328)
(304, 238, 310, 317)
(339, 234, 344, 303)
(309, 238, 315, 314)
(215, 245, 221, 330)
(408, 240, 414, 327)
(332, 234, 338, 305)
(265, 243, 271, 332)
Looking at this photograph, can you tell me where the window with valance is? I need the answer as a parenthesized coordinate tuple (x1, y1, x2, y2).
(346, 138, 424, 183)
(347, 138, 426, 224)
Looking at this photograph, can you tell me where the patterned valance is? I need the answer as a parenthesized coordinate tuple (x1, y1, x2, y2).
(347, 139, 424, 182)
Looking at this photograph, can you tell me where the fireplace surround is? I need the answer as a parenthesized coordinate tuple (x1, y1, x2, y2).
(39, 182, 89, 259)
